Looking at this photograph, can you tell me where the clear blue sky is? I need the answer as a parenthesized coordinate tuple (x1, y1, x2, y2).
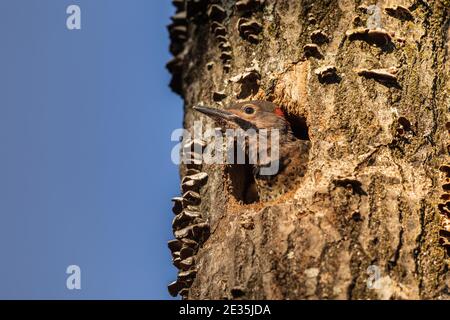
(0, 0, 182, 299)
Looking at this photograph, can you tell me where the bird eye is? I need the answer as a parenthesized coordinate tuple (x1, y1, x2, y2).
(243, 106, 255, 114)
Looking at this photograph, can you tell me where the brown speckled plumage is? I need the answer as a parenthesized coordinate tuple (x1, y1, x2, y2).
(194, 100, 310, 202)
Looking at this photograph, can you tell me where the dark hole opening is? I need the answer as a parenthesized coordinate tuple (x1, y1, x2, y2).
(225, 139, 260, 204)
(226, 164, 259, 204)
(286, 114, 310, 140)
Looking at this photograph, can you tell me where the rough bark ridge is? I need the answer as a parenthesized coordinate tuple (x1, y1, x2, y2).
(167, 0, 450, 299)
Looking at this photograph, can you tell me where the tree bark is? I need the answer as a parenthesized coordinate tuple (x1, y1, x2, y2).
(168, 0, 450, 300)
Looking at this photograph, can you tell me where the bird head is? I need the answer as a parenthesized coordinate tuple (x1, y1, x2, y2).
(193, 101, 292, 136)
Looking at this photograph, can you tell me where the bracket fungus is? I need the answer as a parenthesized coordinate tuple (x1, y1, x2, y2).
(215, 35, 228, 44)
(178, 269, 198, 286)
(171, 196, 183, 215)
(440, 165, 450, 178)
(166, 55, 183, 74)
(172, 209, 202, 229)
(213, 90, 227, 101)
(346, 27, 393, 47)
(174, 221, 210, 242)
(355, 67, 400, 87)
(237, 18, 262, 43)
(174, 224, 195, 240)
(208, 18, 233, 69)
(223, 63, 232, 72)
(184, 171, 208, 184)
(219, 42, 231, 51)
(182, 190, 202, 207)
(172, 0, 185, 11)
(181, 172, 207, 192)
(440, 220, 450, 236)
(180, 246, 196, 260)
(307, 14, 317, 25)
(179, 257, 195, 270)
(211, 22, 227, 37)
(220, 51, 233, 61)
(235, 0, 261, 12)
(385, 5, 413, 21)
(173, 256, 182, 269)
(230, 68, 261, 99)
(314, 65, 339, 83)
(303, 43, 323, 59)
(168, 239, 182, 253)
(166, 53, 186, 95)
(186, 0, 209, 20)
(181, 238, 199, 249)
(438, 201, 450, 211)
(168, 280, 185, 297)
(171, 11, 187, 25)
(168, 25, 187, 42)
(206, 61, 214, 70)
(443, 183, 450, 192)
(207, 4, 227, 22)
(440, 236, 450, 249)
(310, 29, 329, 45)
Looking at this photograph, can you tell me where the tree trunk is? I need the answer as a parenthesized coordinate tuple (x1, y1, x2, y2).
(167, 0, 450, 300)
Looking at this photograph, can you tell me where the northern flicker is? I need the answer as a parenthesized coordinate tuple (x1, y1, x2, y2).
(193, 100, 310, 202)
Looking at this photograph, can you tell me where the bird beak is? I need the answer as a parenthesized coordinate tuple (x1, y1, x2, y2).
(193, 106, 236, 121)
(193, 105, 256, 130)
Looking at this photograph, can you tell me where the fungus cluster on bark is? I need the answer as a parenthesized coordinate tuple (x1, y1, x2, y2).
(308, 27, 336, 84)
(207, 4, 232, 71)
(167, 3, 188, 95)
(235, 0, 262, 44)
(237, 18, 262, 44)
(168, 138, 210, 299)
(439, 122, 450, 253)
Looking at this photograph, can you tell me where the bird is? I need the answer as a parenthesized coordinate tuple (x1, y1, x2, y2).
(193, 101, 310, 202)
